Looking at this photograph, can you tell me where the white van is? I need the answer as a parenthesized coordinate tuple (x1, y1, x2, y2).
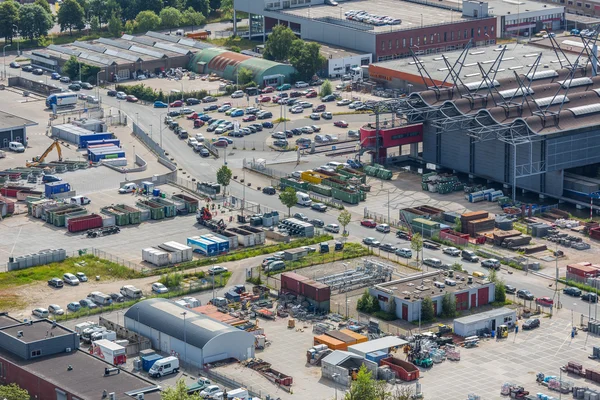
(444, 278, 456, 286)
(70, 195, 91, 205)
(182, 296, 201, 308)
(88, 291, 113, 306)
(149, 356, 179, 378)
(120, 285, 143, 299)
(118, 183, 138, 194)
(326, 161, 343, 169)
(433, 281, 446, 288)
(8, 142, 25, 152)
(296, 191, 312, 206)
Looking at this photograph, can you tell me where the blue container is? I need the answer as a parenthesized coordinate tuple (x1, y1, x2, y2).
(79, 133, 113, 148)
(86, 138, 120, 148)
(187, 237, 218, 256)
(87, 146, 126, 162)
(225, 290, 241, 302)
(141, 354, 163, 371)
(200, 234, 230, 253)
(45, 182, 71, 198)
(152, 188, 161, 197)
(365, 350, 388, 365)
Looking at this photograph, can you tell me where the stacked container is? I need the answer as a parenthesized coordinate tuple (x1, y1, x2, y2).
(200, 234, 230, 253)
(187, 236, 218, 256)
(158, 241, 193, 263)
(460, 211, 489, 234)
(466, 218, 495, 237)
(142, 247, 170, 266)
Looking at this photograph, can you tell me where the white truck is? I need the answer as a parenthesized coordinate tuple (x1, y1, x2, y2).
(296, 191, 312, 206)
(90, 339, 126, 365)
(70, 195, 91, 205)
(120, 285, 143, 299)
(82, 326, 106, 343)
(91, 329, 117, 342)
(74, 321, 96, 336)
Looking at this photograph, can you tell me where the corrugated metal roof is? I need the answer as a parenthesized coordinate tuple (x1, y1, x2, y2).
(347, 337, 408, 354)
(534, 95, 569, 107)
(145, 31, 180, 43)
(48, 45, 80, 56)
(454, 307, 515, 325)
(153, 41, 190, 55)
(78, 52, 114, 66)
(97, 38, 131, 50)
(128, 36, 157, 47)
(129, 45, 165, 59)
(321, 350, 359, 366)
(104, 48, 141, 63)
(73, 41, 106, 54)
(568, 103, 600, 116)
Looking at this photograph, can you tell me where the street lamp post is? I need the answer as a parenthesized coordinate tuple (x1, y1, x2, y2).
(3, 44, 11, 79)
(159, 111, 169, 148)
(181, 311, 187, 366)
(332, 373, 340, 400)
(150, 124, 153, 139)
(12, 25, 19, 56)
(572, 303, 577, 327)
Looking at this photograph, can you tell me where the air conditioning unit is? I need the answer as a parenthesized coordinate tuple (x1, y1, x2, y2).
(65, 348, 71, 353)
(109, 393, 116, 400)
(137, 394, 145, 400)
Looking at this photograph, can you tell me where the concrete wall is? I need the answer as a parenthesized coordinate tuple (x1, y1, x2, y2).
(7, 76, 61, 96)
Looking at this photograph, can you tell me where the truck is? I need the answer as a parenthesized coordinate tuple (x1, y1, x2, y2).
(186, 377, 212, 394)
(90, 339, 126, 365)
(74, 321, 96, 336)
(91, 329, 117, 342)
(223, 388, 250, 400)
(82, 326, 107, 343)
(46, 92, 78, 109)
(120, 285, 143, 299)
(70, 195, 91, 205)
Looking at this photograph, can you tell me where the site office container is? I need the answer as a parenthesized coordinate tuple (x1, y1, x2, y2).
(281, 272, 309, 295)
(240, 225, 265, 245)
(86, 138, 120, 148)
(365, 350, 389, 365)
(380, 357, 419, 381)
(325, 330, 357, 346)
(79, 133, 113, 148)
(67, 214, 103, 232)
(142, 354, 163, 372)
(142, 247, 170, 267)
(44, 182, 71, 198)
(340, 329, 368, 344)
(567, 263, 599, 278)
(314, 334, 347, 350)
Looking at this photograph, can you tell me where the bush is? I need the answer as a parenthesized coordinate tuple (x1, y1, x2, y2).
(159, 272, 184, 288)
(421, 296, 435, 322)
(115, 83, 209, 103)
(441, 292, 457, 318)
(357, 291, 380, 313)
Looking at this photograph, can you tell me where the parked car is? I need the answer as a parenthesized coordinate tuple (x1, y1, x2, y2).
(376, 223, 390, 233)
(582, 293, 598, 303)
(81, 82, 93, 89)
(116, 91, 127, 99)
(334, 120, 348, 128)
(396, 248, 412, 258)
(337, 99, 351, 106)
(442, 247, 460, 256)
(126, 95, 138, 102)
(536, 296, 554, 307)
(22, 65, 34, 72)
(67, 302, 81, 312)
(243, 115, 257, 122)
(231, 90, 244, 98)
(380, 243, 398, 253)
(517, 289, 535, 300)
(293, 212, 309, 221)
(9, 61, 20, 68)
(310, 219, 325, 227)
(311, 203, 327, 212)
(361, 219, 377, 228)
(324, 223, 340, 233)
(277, 83, 291, 91)
(152, 283, 169, 294)
(48, 278, 64, 288)
(348, 129, 360, 138)
(504, 284, 516, 294)
(310, 113, 321, 120)
(79, 298, 98, 309)
(208, 265, 228, 275)
(186, 98, 200, 105)
(203, 104, 219, 111)
(423, 258, 445, 269)
(262, 121, 274, 128)
(199, 148, 210, 157)
(563, 287, 582, 297)
(202, 96, 218, 103)
(48, 304, 65, 315)
(68, 83, 81, 91)
(32, 68, 44, 75)
(32, 308, 49, 318)
(322, 94, 336, 102)
(63, 273, 80, 286)
(60, 76, 72, 84)
(363, 237, 380, 247)
(522, 318, 540, 330)
(261, 86, 275, 93)
(76, 272, 88, 282)
(481, 259, 501, 270)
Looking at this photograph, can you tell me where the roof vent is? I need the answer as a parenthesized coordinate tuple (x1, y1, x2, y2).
(17, 331, 23, 338)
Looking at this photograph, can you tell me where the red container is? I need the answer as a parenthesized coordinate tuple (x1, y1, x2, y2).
(1, 186, 31, 198)
(301, 280, 331, 302)
(380, 357, 419, 381)
(281, 272, 309, 295)
(67, 214, 103, 232)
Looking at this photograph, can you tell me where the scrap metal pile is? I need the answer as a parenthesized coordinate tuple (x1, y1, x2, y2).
(316, 259, 394, 293)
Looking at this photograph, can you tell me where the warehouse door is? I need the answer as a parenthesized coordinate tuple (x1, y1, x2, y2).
(160, 333, 170, 353)
(402, 304, 408, 320)
(117, 69, 130, 80)
(55, 389, 67, 400)
(471, 293, 476, 309)
(478, 287, 489, 306)
(204, 353, 227, 364)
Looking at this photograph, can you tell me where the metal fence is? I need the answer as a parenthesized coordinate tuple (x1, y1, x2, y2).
(91, 248, 147, 273)
(202, 367, 266, 399)
(363, 209, 402, 228)
(243, 158, 289, 179)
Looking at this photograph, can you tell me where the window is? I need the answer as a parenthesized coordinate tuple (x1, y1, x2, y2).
(396, 39, 399, 49)
(31, 349, 42, 357)
(465, 29, 467, 39)
(444, 32, 447, 42)
(389, 40, 392, 49)
(417, 36, 420, 45)
(382, 41, 385, 50)
(471, 28, 474, 37)
(586, 3, 591, 7)
(403, 38, 406, 47)
(478, 27, 481, 36)
(458, 30, 461, 40)
(451, 31, 455, 40)
(424, 35, 427, 44)
(431, 34, 434, 43)
(491, 26, 494, 32)
(577, 1, 582, 6)
(484, 26, 488, 34)
(410, 37, 413, 46)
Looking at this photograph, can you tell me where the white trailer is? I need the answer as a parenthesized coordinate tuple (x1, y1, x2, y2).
(90, 339, 127, 365)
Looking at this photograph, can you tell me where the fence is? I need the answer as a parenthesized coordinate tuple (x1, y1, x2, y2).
(91, 248, 147, 273)
(202, 367, 265, 399)
(133, 121, 166, 159)
(363, 208, 402, 228)
(243, 158, 289, 179)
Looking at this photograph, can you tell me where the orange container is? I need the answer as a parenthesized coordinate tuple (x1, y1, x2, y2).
(314, 334, 347, 350)
(340, 329, 368, 344)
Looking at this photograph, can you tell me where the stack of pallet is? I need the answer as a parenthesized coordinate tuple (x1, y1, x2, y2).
(460, 211, 489, 234)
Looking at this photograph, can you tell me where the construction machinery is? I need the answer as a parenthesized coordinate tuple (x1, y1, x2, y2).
(27, 140, 62, 167)
(407, 336, 433, 368)
(196, 206, 227, 233)
(498, 324, 509, 339)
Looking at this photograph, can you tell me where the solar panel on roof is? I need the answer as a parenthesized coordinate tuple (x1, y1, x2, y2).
(153, 41, 190, 55)
(97, 38, 131, 50)
(129, 45, 165, 59)
(558, 77, 593, 89)
(465, 79, 500, 91)
(526, 70, 559, 81)
(567, 104, 600, 116)
(498, 87, 534, 99)
(146, 31, 180, 43)
(534, 95, 569, 107)
(129, 36, 156, 47)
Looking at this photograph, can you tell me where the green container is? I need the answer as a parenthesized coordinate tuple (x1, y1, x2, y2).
(137, 201, 165, 220)
(280, 177, 309, 191)
(152, 197, 177, 218)
(308, 183, 332, 197)
(114, 204, 142, 224)
(321, 178, 346, 190)
(59, 210, 88, 227)
(331, 187, 360, 204)
(52, 207, 86, 227)
(337, 168, 366, 183)
(102, 206, 129, 226)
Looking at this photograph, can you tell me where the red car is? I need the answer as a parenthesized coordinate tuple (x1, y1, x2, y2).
(259, 96, 271, 103)
(261, 86, 275, 94)
(214, 140, 228, 147)
(220, 101, 232, 107)
(334, 120, 349, 128)
(170, 100, 183, 107)
(187, 112, 200, 120)
(243, 115, 256, 122)
(126, 95, 138, 103)
(361, 219, 377, 228)
(536, 297, 554, 307)
(272, 96, 280, 103)
(306, 91, 317, 98)
(194, 119, 204, 128)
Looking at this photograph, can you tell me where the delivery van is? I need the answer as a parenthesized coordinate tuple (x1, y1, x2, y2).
(8, 142, 25, 152)
(149, 356, 179, 378)
(296, 191, 312, 206)
(118, 183, 138, 194)
(71, 195, 91, 205)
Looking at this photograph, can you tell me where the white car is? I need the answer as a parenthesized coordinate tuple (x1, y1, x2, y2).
(363, 237, 380, 247)
(442, 247, 461, 256)
(63, 273, 80, 286)
(231, 90, 244, 98)
(116, 91, 127, 99)
(325, 223, 340, 233)
(218, 105, 231, 112)
(187, 138, 198, 147)
(32, 308, 49, 318)
(76, 272, 88, 282)
(87, 96, 99, 103)
(291, 171, 303, 179)
(325, 134, 338, 142)
(273, 251, 285, 260)
(295, 81, 309, 88)
(48, 304, 65, 315)
(152, 283, 169, 294)
(200, 385, 221, 398)
(375, 223, 390, 233)
(195, 133, 205, 142)
(208, 265, 228, 275)
(337, 99, 351, 106)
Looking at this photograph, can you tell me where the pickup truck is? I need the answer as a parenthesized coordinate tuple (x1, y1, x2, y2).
(187, 377, 211, 394)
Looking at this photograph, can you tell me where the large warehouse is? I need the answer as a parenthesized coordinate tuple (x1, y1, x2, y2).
(124, 298, 255, 367)
(189, 48, 296, 87)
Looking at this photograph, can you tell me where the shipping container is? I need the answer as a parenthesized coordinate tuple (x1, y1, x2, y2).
(281, 272, 309, 295)
(187, 236, 219, 256)
(314, 334, 347, 350)
(302, 279, 331, 302)
(200, 234, 230, 253)
(86, 138, 120, 148)
(325, 330, 357, 345)
(340, 329, 368, 344)
(67, 214, 103, 232)
(142, 247, 170, 267)
(158, 241, 193, 263)
(214, 231, 238, 249)
(79, 133, 114, 148)
(142, 354, 163, 371)
(172, 193, 199, 213)
(239, 225, 265, 245)
(380, 357, 420, 381)
(114, 204, 142, 224)
(44, 182, 71, 198)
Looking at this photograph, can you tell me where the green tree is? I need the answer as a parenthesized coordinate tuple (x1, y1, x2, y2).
(410, 232, 423, 264)
(337, 209, 352, 235)
(345, 365, 376, 400)
(160, 6, 182, 32)
(0, 0, 20, 44)
(186, 0, 209, 16)
(124, 19, 137, 33)
(441, 292, 457, 318)
(107, 11, 122, 36)
(263, 24, 296, 61)
(160, 379, 201, 400)
(0, 383, 29, 400)
(289, 41, 326, 81)
(34, 0, 52, 15)
(488, 269, 506, 303)
(135, 10, 161, 31)
(62, 55, 81, 80)
(237, 67, 253, 85)
(181, 7, 206, 29)
(90, 15, 100, 31)
(279, 186, 297, 217)
(421, 296, 435, 322)
(216, 165, 232, 196)
(88, 0, 108, 23)
(209, 0, 220, 11)
(220, 0, 232, 13)
(57, 0, 85, 34)
(452, 262, 463, 271)
(144, 0, 164, 15)
(19, 4, 54, 40)
(320, 79, 332, 96)
(454, 216, 462, 233)
(230, 45, 241, 53)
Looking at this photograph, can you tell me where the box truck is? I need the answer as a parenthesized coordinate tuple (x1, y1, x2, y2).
(90, 339, 126, 365)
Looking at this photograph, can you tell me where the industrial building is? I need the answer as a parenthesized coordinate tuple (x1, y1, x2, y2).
(29, 31, 211, 82)
(0, 111, 38, 148)
(369, 271, 495, 322)
(316, 42, 372, 78)
(346, 336, 409, 358)
(0, 313, 161, 400)
(189, 48, 296, 87)
(476, 0, 564, 37)
(233, 0, 497, 61)
(453, 307, 517, 337)
(124, 298, 255, 367)
(321, 350, 378, 387)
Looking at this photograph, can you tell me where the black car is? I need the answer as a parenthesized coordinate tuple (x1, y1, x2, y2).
(249, 123, 263, 131)
(321, 94, 336, 102)
(68, 83, 81, 91)
(262, 186, 276, 195)
(107, 89, 117, 96)
(563, 287, 582, 297)
(168, 110, 181, 117)
(186, 98, 200, 105)
(396, 231, 411, 240)
(81, 82, 93, 89)
(517, 289, 534, 300)
(309, 219, 325, 227)
(109, 293, 125, 303)
(202, 96, 218, 103)
(262, 121, 274, 128)
(199, 148, 210, 157)
(291, 128, 302, 135)
(21, 65, 34, 72)
(380, 243, 398, 253)
(258, 111, 273, 119)
(582, 293, 598, 303)
(522, 318, 540, 330)
(311, 203, 327, 212)
(203, 104, 218, 111)
(32, 68, 44, 75)
(504, 284, 516, 294)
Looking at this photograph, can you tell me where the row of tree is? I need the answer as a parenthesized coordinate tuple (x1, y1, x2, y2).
(0, 0, 54, 43)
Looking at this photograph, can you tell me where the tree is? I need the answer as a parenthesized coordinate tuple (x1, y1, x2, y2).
(410, 232, 423, 264)
(488, 269, 506, 303)
(186, 0, 209, 16)
(62, 55, 81, 80)
(236, 67, 253, 85)
(160, 6, 182, 32)
(0, 0, 20, 44)
(135, 10, 161, 31)
(263, 25, 296, 61)
(421, 296, 435, 322)
(209, 0, 220, 11)
(19, 4, 54, 40)
(279, 187, 297, 217)
(454, 216, 462, 233)
(220, 0, 232, 13)
(216, 165, 232, 196)
(107, 11, 122, 36)
(144, 0, 164, 15)
(0, 383, 29, 400)
(88, 0, 108, 24)
(441, 292, 457, 318)
(34, 0, 52, 15)
(161, 379, 201, 400)
(338, 209, 352, 235)
(320, 79, 332, 96)
(57, 0, 85, 34)
(230, 45, 241, 53)
(90, 15, 100, 31)
(181, 7, 206, 29)
(345, 365, 376, 400)
(289, 41, 326, 81)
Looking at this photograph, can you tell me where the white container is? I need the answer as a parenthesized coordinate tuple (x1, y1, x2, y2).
(142, 247, 169, 267)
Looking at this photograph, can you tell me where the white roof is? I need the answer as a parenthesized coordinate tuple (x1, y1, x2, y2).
(347, 336, 407, 354)
(322, 350, 360, 366)
(92, 339, 125, 351)
(454, 307, 516, 325)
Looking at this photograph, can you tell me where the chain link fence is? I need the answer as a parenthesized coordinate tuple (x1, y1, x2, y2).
(91, 248, 148, 273)
(243, 158, 289, 179)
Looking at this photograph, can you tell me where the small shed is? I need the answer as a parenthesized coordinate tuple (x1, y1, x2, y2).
(321, 350, 378, 387)
(347, 336, 408, 358)
(453, 307, 517, 337)
(283, 247, 308, 261)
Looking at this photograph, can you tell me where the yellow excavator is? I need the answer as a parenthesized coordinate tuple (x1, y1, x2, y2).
(26, 140, 62, 167)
